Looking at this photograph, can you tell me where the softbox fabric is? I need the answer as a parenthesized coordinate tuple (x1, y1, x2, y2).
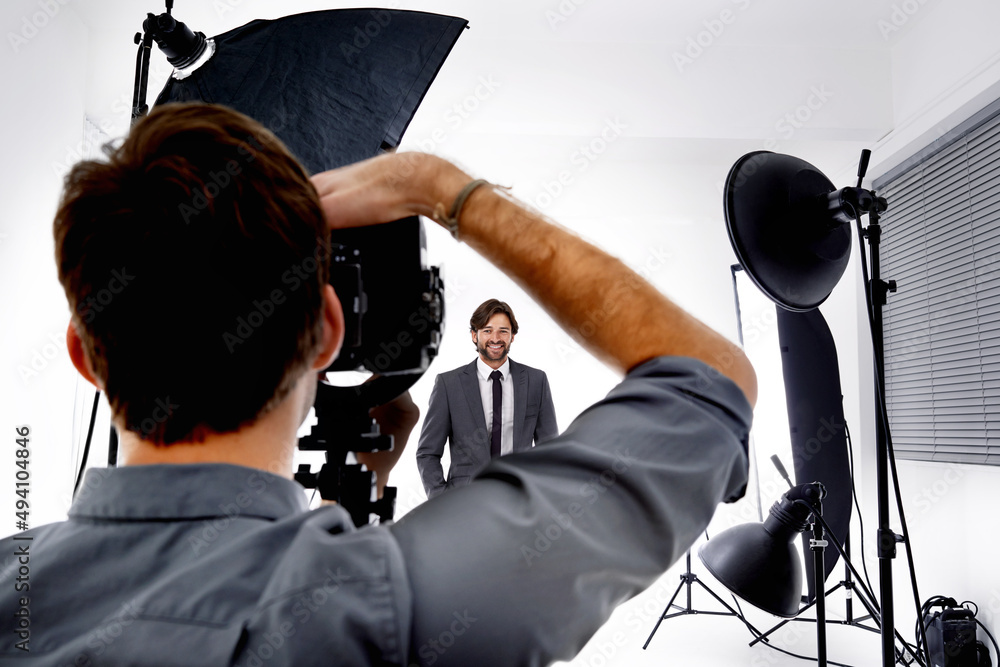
(154, 9, 467, 173)
(777, 306, 853, 601)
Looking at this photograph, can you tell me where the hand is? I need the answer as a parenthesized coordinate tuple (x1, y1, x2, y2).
(310, 152, 469, 230)
(355, 389, 421, 498)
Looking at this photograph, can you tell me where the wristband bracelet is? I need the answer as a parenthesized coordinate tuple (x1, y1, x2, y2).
(432, 178, 491, 240)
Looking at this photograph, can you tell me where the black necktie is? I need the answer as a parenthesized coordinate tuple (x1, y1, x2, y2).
(490, 370, 503, 458)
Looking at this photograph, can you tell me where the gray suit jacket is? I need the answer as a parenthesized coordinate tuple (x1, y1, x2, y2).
(416, 359, 557, 498)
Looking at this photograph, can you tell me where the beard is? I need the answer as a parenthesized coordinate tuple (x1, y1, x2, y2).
(477, 338, 509, 363)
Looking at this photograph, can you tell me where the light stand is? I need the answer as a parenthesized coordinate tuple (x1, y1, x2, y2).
(747, 458, 881, 659)
(859, 188, 903, 667)
(699, 482, 829, 663)
(642, 550, 765, 651)
(721, 149, 927, 666)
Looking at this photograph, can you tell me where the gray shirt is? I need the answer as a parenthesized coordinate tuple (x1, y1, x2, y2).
(0, 356, 751, 666)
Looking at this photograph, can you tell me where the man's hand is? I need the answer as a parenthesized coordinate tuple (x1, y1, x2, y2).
(356, 390, 420, 499)
(311, 152, 468, 230)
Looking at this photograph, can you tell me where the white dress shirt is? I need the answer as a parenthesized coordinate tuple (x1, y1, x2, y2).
(476, 357, 515, 455)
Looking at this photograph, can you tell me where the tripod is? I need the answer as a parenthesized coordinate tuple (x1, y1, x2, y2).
(749, 535, 880, 650)
(642, 551, 765, 650)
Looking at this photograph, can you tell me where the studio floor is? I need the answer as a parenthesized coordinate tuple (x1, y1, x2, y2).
(557, 560, 890, 667)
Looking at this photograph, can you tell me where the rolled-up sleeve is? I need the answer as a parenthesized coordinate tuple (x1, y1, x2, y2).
(389, 356, 752, 667)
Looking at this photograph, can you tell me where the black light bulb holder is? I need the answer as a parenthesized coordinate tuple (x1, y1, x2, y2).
(142, 12, 207, 69)
(764, 482, 824, 538)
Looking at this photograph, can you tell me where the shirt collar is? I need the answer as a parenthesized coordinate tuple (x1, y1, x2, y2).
(69, 463, 309, 522)
(477, 356, 511, 381)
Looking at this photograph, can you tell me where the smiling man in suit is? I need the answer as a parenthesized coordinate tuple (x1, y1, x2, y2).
(416, 298, 558, 498)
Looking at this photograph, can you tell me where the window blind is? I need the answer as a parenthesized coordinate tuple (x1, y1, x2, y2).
(874, 105, 1000, 465)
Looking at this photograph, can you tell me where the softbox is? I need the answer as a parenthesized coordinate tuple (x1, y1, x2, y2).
(777, 307, 852, 601)
(152, 9, 468, 377)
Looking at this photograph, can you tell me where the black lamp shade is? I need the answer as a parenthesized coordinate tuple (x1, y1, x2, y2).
(724, 151, 852, 311)
(698, 521, 803, 618)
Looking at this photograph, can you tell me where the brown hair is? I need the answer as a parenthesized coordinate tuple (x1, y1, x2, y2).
(469, 299, 519, 335)
(54, 103, 330, 444)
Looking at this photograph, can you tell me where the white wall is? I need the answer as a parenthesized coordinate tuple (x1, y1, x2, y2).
(862, 0, 1000, 649)
(1, 0, 92, 530)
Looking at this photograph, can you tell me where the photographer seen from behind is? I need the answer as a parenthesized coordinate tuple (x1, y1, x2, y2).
(0, 103, 755, 666)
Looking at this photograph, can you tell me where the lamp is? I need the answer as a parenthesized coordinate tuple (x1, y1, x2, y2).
(699, 483, 823, 618)
(699, 481, 830, 664)
(723, 151, 866, 311)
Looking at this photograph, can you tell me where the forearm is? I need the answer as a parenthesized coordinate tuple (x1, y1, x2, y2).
(435, 169, 756, 405)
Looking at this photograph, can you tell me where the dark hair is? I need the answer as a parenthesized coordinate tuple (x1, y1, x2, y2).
(54, 103, 330, 444)
(469, 299, 518, 335)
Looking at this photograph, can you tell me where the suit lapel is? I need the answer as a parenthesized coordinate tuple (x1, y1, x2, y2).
(460, 361, 487, 429)
(510, 359, 528, 450)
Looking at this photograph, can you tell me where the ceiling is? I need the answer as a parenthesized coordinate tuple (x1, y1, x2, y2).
(71, 0, 907, 169)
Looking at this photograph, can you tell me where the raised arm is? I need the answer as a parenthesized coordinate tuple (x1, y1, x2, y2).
(314, 152, 756, 667)
(311, 152, 756, 406)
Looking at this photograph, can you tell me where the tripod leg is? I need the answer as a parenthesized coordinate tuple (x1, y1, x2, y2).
(694, 578, 765, 639)
(642, 578, 687, 650)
